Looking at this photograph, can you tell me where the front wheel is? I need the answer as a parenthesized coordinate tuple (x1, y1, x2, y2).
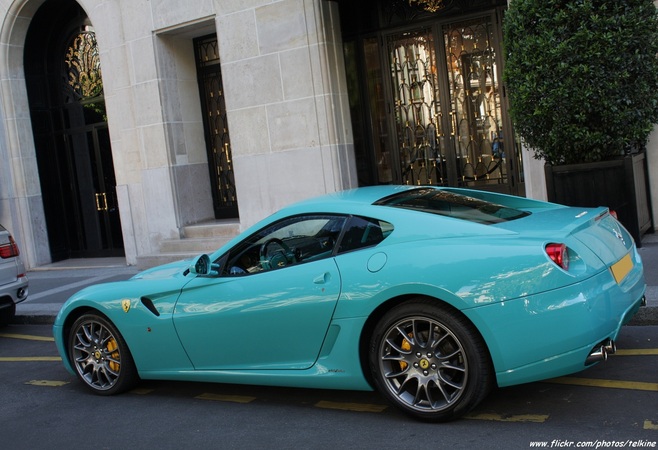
(369, 299, 492, 421)
(68, 313, 139, 395)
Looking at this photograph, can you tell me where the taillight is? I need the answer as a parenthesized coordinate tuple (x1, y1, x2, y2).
(546, 243, 569, 270)
(0, 235, 20, 259)
(609, 210, 618, 220)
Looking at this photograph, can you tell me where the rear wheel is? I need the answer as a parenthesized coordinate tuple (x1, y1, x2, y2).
(68, 313, 138, 395)
(369, 299, 492, 421)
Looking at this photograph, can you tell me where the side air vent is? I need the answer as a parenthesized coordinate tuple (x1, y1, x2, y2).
(140, 297, 160, 317)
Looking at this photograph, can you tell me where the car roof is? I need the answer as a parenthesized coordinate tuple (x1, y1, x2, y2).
(281, 185, 417, 214)
(211, 186, 525, 258)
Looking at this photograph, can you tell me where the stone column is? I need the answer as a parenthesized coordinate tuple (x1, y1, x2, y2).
(217, 0, 357, 229)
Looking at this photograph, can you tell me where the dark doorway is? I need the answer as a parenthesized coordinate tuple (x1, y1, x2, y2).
(340, 0, 525, 196)
(194, 34, 239, 219)
(24, 0, 124, 261)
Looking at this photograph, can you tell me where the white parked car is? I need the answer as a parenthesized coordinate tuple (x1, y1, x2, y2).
(0, 224, 28, 326)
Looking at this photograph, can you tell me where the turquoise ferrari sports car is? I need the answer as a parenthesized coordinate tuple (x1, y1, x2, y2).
(53, 186, 646, 421)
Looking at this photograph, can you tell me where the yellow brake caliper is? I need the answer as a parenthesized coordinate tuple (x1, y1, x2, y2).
(400, 334, 412, 370)
(106, 338, 121, 372)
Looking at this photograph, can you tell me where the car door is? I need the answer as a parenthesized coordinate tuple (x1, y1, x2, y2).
(172, 215, 345, 370)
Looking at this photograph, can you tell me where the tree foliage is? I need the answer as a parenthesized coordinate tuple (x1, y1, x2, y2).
(503, 0, 658, 165)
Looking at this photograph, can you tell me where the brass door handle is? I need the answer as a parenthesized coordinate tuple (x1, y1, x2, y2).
(95, 192, 108, 211)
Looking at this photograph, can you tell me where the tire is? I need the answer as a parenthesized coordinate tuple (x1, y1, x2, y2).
(369, 299, 492, 421)
(68, 313, 139, 395)
(0, 303, 16, 327)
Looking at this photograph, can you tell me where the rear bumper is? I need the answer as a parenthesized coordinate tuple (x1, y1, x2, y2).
(463, 249, 646, 388)
(0, 276, 29, 306)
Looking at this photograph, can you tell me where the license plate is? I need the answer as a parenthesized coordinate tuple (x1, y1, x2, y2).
(611, 253, 633, 284)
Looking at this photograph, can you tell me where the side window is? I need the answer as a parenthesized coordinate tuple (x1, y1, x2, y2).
(222, 215, 347, 276)
(337, 216, 392, 254)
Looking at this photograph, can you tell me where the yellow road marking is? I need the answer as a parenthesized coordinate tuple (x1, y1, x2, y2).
(465, 413, 549, 423)
(614, 348, 658, 356)
(195, 393, 256, 403)
(645, 420, 658, 430)
(315, 400, 388, 413)
(0, 356, 61, 362)
(25, 380, 69, 387)
(549, 377, 658, 392)
(0, 333, 54, 342)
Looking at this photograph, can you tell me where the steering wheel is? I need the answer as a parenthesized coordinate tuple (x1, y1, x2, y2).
(259, 238, 296, 270)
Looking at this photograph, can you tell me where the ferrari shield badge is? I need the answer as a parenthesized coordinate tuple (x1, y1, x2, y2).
(122, 299, 131, 313)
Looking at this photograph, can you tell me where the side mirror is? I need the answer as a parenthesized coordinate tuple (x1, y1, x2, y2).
(189, 254, 218, 276)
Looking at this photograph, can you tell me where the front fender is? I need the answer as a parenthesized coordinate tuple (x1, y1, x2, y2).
(53, 277, 194, 376)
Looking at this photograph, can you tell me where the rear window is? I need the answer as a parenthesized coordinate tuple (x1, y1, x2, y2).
(337, 216, 392, 254)
(374, 188, 529, 224)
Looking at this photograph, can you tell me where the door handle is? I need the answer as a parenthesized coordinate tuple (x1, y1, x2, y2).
(313, 272, 331, 284)
(95, 192, 108, 211)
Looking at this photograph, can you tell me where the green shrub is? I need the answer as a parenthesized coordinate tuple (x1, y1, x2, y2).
(503, 0, 658, 165)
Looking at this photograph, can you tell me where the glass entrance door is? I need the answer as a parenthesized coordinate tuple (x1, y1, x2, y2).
(388, 28, 447, 186)
(443, 17, 508, 187)
(386, 15, 516, 190)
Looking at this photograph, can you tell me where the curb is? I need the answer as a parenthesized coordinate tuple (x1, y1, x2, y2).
(12, 314, 56, 326)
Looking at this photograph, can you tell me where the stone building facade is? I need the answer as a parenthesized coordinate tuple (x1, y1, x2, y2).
(1, 0, 356, 268)
(0, 0, 656, 269)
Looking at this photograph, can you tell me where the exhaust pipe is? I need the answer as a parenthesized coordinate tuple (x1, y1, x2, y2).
(585, 339, 615, 365)
(586, 346, 607, 365)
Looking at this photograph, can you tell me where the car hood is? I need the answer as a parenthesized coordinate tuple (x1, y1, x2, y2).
(55, 259, 194, 322)
(130, 258, 192, 280)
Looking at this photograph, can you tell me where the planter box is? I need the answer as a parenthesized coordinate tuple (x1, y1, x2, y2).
(544, 153, 653, 246)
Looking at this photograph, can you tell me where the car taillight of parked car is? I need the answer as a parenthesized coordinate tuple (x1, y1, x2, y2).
(545, 243, 569, 270)
(0, 236, 20, 259)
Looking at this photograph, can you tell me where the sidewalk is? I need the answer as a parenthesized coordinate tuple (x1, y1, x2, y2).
(633, 232, 658, 325)
(15, 257, 140, 324)
(12, 236, 658, 326)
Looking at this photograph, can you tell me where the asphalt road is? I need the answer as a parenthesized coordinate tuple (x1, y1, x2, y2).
(1, 323, 656, 450)
(4, 234, 656, 448)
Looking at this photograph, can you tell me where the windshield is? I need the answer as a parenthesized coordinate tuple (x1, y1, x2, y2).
(374, 188, 530, 225)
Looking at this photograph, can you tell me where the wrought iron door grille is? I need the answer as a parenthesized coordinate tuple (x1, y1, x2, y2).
(63, 28, 103, 103)
(194, 34, 238, 218)
(443, 18, 506, 185)
(388, 29, 448, 186)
